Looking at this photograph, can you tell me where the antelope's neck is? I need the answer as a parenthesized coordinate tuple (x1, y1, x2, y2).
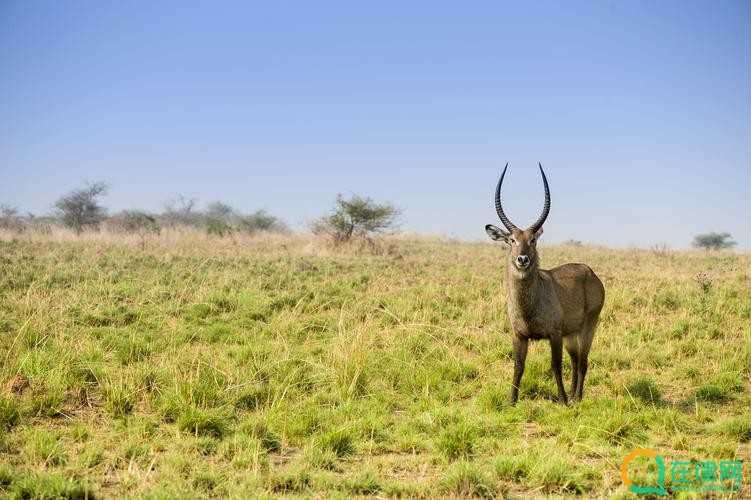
(506, 264, 541, 319)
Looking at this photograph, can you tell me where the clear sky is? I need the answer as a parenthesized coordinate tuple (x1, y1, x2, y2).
(2, 1, 749, 248)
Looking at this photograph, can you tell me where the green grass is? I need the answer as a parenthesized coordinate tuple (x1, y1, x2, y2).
(0, 232, 749, 497)
(626, 377, 662, 405)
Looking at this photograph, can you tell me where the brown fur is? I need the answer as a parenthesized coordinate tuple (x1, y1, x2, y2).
(486, 226, 605, 404)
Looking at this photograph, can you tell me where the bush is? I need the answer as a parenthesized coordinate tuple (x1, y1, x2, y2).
(162, 195, 202, 228)
(201, 202, 287, 237)
(236, 209, 287, 234)
(0, 205, 25, 233)
(692, 232, 736, 250)
(562, 239, 583, 247)
(25, 215, 56, 234)
(197, 202, 235, 237)
(206, 218, 234, 237)
(159, 198, 288, 236)
(108, 210, 161, 241)
(311, 194, 400, 244)
(54, 181, 108, 234)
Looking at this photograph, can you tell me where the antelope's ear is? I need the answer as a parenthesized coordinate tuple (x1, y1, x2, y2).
(485, 224, 509, 243)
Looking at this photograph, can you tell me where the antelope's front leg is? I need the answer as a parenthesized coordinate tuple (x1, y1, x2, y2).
(510, 335, 528, 405)
(549, 336, 568, 404)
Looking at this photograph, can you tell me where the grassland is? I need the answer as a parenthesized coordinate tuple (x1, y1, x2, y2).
(0, 230, 749, 498)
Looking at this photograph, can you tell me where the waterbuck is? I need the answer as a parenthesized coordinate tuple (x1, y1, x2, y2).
(485, 163, 604, 404)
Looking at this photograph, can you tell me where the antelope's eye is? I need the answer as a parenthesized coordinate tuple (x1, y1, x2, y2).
(509, 238, 516, 244)
(530, 238, 535, 244)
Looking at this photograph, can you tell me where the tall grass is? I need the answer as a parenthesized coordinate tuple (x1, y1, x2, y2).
(0, 230, 748, 497)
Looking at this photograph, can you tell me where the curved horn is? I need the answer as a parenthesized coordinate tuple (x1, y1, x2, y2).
(494, 163, 518, 232)
(528, 162, 550, 233)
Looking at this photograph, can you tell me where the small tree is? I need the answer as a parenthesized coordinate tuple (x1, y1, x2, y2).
(692, 232, 736, 251)
(0, 205, 25, 233)
(312, 194, 400, 244)
(162, 195, 201, 228)
(237, 209, 287, 234)
(54, 182, 109, 234)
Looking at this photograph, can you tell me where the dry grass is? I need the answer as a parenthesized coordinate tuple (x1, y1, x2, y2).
(0, 229, 749, 498)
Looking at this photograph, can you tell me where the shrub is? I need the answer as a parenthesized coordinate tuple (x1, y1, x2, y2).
(236, 209, 287, 234)
(54, 181, 108, 234)
(206, 218, 233, 237)
(0, 205, 25, 233)
(109, 210, 161, 235)
(162, 195, 202, 228)
(159, 198, 287, 236)
(204, 202, 236, 237)
(25, 215, 56, 234)
(692, 232, 736, 250)
(311, 194, 400, 244)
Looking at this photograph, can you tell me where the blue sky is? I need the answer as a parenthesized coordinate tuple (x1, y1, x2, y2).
(2, 1, 749, 248)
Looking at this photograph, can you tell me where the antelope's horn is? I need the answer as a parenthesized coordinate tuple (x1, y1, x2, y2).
(494, 163, 518, 232)
(528, 162, 550, 233)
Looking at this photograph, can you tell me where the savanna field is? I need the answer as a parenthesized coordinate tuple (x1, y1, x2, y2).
(0, 231, 749, 498)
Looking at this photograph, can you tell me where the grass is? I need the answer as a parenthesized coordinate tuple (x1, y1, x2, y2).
(0, 229, 749, 497)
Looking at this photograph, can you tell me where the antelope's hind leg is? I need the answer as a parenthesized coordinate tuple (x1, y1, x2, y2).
(549, 336, 568, 405)
(570, 318, 598, 401)
(564, 339, 579, 400)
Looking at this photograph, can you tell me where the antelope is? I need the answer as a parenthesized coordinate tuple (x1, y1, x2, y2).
(485, 163, 604, 404)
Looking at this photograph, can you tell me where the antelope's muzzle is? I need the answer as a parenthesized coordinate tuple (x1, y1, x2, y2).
(516, 255, 530, 269)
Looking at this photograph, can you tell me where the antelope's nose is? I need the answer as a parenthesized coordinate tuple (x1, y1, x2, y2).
(516, 255, 530, 267)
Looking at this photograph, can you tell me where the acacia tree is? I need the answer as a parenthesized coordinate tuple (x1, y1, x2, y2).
(54, 182, 109, 234)
(312, 194, 400, 244)
(692, 232, 736, 251)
